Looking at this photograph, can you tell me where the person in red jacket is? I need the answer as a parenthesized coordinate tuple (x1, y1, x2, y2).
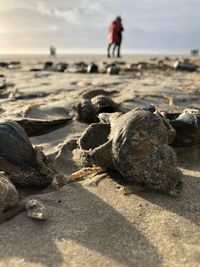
(107, 16, 124, 58)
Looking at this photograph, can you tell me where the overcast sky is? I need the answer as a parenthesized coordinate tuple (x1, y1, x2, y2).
(0, 0, 200, 54)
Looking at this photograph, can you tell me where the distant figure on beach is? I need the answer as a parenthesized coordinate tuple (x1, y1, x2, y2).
(50, 46, 56, 56)
(107, 16, 124, 58)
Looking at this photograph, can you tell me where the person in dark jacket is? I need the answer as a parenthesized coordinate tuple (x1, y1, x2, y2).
(107, 16, 124, 58)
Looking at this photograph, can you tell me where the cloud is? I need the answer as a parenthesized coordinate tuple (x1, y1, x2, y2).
(1, 0, 200, 53)
(36, 1, 110, 28)
(37, 3, 79, 24)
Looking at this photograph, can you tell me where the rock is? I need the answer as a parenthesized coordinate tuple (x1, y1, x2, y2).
(74, 107, 182, 196)
(87, 64, 99, 74)
(170, 109, 200, 147)
(107, 65, 120, 75)
(174, 60, 198, 72)
(74, 95, 120, 123)
(54, 63, 68, 72)
(43, 61, 54, 71)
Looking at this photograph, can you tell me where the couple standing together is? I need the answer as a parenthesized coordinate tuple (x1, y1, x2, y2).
(107, 16, 124, 58)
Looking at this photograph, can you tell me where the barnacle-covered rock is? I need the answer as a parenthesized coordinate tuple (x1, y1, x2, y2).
(74, 95, 120, 123)
(74, 107, 182, 195)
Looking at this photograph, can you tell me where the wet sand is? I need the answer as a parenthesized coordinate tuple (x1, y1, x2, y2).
(0, 55, 200, 267)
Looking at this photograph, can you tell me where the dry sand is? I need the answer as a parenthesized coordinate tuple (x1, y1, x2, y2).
(0, 55, 200, 267)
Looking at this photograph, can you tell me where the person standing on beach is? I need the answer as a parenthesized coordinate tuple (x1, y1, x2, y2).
(107, 16, 124, 58)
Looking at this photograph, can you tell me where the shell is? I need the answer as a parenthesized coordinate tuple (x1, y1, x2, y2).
(107, 65, 120, 75)
(0, 172, 19, 211)
(74, 95, 120, 123)
(25, 199, 47, 220)
(75, 108, 182, 195)
(0, 121, 52, 187)
(0, 121, 37, 168)
(173, 60, 198, 72)
(170, 108, 200, 147)
(87, 64, 98, 73)
(73, 123, 112, 168)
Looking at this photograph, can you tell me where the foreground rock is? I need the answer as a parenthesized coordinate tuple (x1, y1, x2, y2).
(74, 107, 183, 196)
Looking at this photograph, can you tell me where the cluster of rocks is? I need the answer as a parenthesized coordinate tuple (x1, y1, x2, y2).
(0, 121, 65, 223)
(28, 58, 200, 75)
(73, 103, 200, 196)
(1, 89, 200, 223)
(1, 58, 199, 74)
(0, 61, 21, 69)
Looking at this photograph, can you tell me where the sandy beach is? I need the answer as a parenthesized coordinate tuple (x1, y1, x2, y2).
(0, 55, 200, 267)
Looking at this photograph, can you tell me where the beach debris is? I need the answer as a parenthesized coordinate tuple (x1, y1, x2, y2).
(15, 118, 72, 137)
(43, 61, 54, 71)
(174, 60, 198, 72)
(0, 121, 52, 187)
(0, 171, 28, 223)
(137, 62, 149, 71)
(0, 82, 6, 90)
(54, 62, 68, 72)
(0, 103, 72, 137)
(68, 166, 104, 183)
(74, 107, 182, 195)
(107, 65, 120, 75)
(0, 61, 21, 69)
(7, 61, 21, 69)
(74, 95, 120, 123)
(169, 108, 200, 147)
(0, 62, 9, 68)
(25, 199, 47, 221)
(34, 146, 66, 189)
(87, 63, 99, 73)
(0, 172, 19, 212)
(0, 122, 65, 223)
(14, 103, 72, 136)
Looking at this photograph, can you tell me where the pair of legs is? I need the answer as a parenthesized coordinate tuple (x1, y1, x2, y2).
(107, 42, 121, 58)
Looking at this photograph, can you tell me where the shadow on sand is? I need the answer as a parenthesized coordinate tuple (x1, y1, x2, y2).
(0, 182, 162, 267)
(0, 164, 199, 267)
(110, 164, 200, 226)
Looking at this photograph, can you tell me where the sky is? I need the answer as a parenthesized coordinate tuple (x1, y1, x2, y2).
(0, 0, 200, 54)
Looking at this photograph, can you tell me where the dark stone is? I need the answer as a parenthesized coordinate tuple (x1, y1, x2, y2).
(54, 63, 68, 72)
(0, 121, 52, 187)
(107, 65, 120, 75)
(43, 61, 54, 71)
(87, 64, 99, 74)
(0, 121, 37, 168)
(0, 62, 8, 68)
(174, 60, 198, 72)
(170, 112, 200, 147)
